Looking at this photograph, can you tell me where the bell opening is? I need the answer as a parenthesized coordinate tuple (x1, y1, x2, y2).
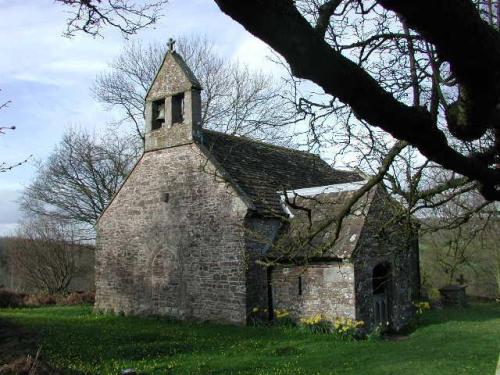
(152, 99, 165, 130)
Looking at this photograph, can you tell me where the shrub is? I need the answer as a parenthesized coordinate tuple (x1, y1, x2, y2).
(23, 294, 57, 306)
(64, 291, 95, 305)
(0, 289, 25, 308)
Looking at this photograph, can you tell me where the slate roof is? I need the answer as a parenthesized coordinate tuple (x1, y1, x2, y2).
(271, 188, 377, 259)
(200, 130, 363, 215)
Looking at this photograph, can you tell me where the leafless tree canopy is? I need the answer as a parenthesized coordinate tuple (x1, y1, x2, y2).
(93, 36, 296, 144)
(5, 218, 84, 294)
(0, 91, 31, 173)
(421, 210, 500, 297)
(57, 0, 168, 37)
(20, 128, 140, 234)
(214, 0, 500, 201)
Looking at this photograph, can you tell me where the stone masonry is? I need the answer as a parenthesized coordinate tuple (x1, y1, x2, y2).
(272, 263, 356, 320)
(96, 144, 249, 323)
(95, 46, 420, 329)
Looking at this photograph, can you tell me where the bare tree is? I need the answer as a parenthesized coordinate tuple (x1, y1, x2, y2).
(48, 1, 500, 207)
(427, 222, 486, 285)
(56, 0, 168, 37)
(214, 0, 500, 201)
(5, 217, 83, 294)
(421, 208, 500, 297)
(20, 128, 140, 239)
(0, 93, 31, 173)
(93, 36, 296, 144)
(247, 0, 498, 260)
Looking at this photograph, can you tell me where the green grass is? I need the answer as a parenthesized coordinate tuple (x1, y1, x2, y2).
(1, 303, 499, 374)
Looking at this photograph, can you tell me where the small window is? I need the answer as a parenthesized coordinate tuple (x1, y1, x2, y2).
(172, 93, 184, 124)
(298, 276, 303, 296)
(152, 99, 165, 130)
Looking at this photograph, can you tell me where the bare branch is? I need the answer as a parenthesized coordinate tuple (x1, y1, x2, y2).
(56, 0, 168, 37)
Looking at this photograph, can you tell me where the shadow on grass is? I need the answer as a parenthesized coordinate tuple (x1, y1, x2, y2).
(1, 303, 499, 375)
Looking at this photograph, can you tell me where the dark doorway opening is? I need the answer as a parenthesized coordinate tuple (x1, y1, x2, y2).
(372, 262, 392, 327)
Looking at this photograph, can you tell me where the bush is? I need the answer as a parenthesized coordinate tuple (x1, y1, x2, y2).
(0, 290, 95, 308)
(23, 294, 57, 306)
(64, 291, 95, 305)
(0, 289, 25, 308)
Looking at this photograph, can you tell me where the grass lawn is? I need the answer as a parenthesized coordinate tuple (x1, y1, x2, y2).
(0, 303, 499, 375)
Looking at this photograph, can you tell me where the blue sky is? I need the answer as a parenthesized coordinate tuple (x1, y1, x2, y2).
(0, 0, 276, 235)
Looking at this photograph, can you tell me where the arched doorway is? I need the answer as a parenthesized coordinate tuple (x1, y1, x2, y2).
(372, 262, 392, 327)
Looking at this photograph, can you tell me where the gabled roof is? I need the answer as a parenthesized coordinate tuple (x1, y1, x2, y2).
(200, 130, 363, 216)
(146, 51, 201, 101)
(271, 186, 377, 260)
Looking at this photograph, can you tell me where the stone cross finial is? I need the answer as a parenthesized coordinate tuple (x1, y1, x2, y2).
(167, 38, 175, 52)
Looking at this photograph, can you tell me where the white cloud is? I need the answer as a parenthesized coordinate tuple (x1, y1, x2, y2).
(0, 186, 23, 237)
(232, 35, 285, 75)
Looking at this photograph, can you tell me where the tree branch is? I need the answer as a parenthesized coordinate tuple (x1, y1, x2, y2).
(214, 0, 500, 200)
(315, 0, 343, 37)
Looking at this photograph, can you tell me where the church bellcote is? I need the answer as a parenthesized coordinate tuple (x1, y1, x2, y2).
(145, 38, 202, 151)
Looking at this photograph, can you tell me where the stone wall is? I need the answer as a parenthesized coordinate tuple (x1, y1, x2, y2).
(144, 51, 202, 151)
(96, 143, 249, 324)
(271, 262, 356, 320)
(353, 188, 420, 331)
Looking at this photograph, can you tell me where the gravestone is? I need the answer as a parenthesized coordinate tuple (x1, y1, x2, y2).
(439, 285, 467, 306)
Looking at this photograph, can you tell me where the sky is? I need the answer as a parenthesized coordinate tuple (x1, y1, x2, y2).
(0, 0, 278, 235)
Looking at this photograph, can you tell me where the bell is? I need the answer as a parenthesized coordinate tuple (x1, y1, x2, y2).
(156, 104, 165, 120)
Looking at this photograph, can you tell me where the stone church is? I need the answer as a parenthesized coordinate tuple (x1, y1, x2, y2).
(95, 45, 420, 331)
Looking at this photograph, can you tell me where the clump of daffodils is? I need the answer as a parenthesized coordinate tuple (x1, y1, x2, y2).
(300, 314, 364, 338)
(273, 308, 294, 326)
(274, 309, 290, 319)
(413, 301, 431, 316)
